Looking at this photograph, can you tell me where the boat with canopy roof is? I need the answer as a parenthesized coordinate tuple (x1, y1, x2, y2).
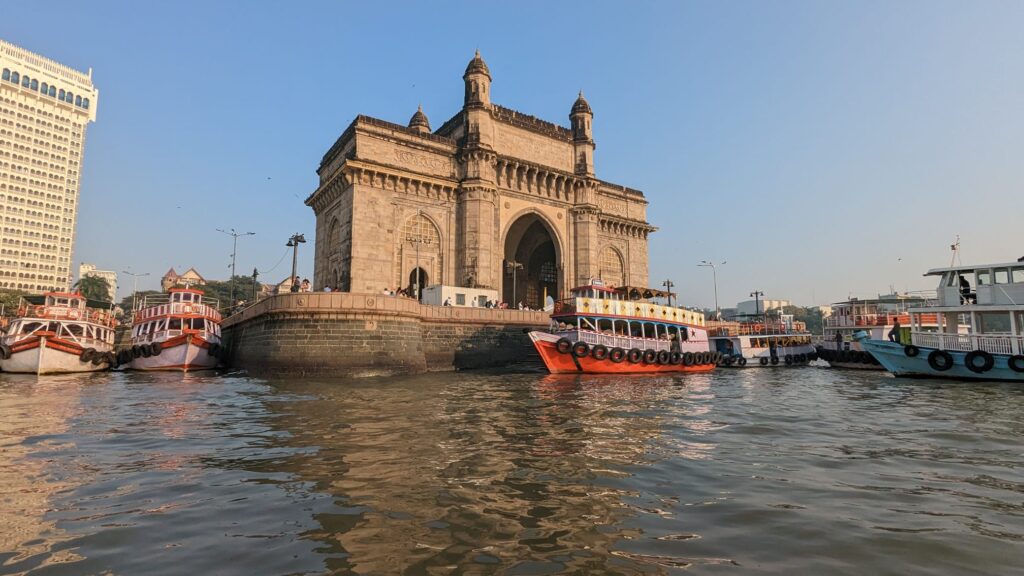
(528, 281, 719, 374)
(0, 292, 117, 374)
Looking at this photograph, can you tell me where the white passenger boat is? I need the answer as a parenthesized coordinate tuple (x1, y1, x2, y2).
(862, 260, 1024, 382)
(126, 288, 223, 372)
(817, 293, 937, 370)
(0, 292, 117, 374)
(707, 317, 816, 367)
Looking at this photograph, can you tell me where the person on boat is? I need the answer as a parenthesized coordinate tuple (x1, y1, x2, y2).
(834, 330, 843, 351)
(959, 275, 973, 304)
(888, 319, 901, 343)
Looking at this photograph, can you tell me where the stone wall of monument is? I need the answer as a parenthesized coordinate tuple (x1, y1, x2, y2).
(221, 292, 548, 377)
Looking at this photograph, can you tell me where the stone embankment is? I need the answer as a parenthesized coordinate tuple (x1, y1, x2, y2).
(221, 292, 549, 377)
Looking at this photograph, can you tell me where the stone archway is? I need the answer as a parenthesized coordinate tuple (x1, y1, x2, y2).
(408, 267, 427, 300)
(503, 213, 561, 309)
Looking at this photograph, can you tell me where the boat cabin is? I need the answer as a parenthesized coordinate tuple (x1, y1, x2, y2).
(131, 287, 222, 344)
(3, 292, 115, 346)
(930, 262, 1024, 307)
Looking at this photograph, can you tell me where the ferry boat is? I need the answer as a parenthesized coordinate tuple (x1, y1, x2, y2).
(861, 260, 1024, 382)
(0, 292, 117, 374)
(707, 316, 816, 367)
(126, 287, 223, 371)
(528, 282, 718, 374)
(817, 293, 937, 370)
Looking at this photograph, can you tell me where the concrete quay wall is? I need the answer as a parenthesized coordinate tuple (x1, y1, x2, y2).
(221, 292, 549, 377)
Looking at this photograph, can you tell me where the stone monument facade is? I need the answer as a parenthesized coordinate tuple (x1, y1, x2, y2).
(306, 52, 654, 308)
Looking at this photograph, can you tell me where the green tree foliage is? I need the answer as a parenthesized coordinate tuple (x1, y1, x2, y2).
(198, 276, 261, 311)
(782, 305, 824, 335)
(75, 275, 112, 302)
(0, 288, 29, 316)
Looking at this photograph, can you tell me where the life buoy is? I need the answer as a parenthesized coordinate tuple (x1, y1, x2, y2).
(904, 345, 920, 357)
(627, 348, 643, 363)
(770, 355, 779, 365)
(927, 350, 953, 371)
(68, 309, 79, 319)
(759, 356, 768, 366)
(784, 354, 793, 366)
(1008, 355, 1024, 373)
(591, 344, 609, 361)
(642, 349, 658, 364)
(753, 324, 764, 333)
(555, 338, 572, 354)
(964, 350, 994, 373)
(682, 352, 694, 366)
(737, 357, 747, 366)
(572, 341, 590, 358)
(609, 347, 626, 363)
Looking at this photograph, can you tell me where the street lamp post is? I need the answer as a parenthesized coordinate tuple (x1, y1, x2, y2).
(217, 228, 255, 307)
(286, 233, 306, 292)
(750, 290, 764, 318)
(661, 279, 675, 307)
(121, 270, 150, 313)
(698, 260, 726, 320)
(506, 260, 524, 306)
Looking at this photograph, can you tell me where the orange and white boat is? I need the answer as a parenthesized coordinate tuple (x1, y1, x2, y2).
(0, 292, 117, 374)
(528, 282, 719, 374)
(126, 288, 223, 372)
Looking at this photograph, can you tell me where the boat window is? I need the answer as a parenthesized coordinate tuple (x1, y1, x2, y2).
(191, 318, 205, 331)
(172, 293, 182, 302)
(169, 318, 182, 330)
(977, 312, 1011, 334)
(994, 269, 1010, 284)
(47, 322, 59, 332)
(944, 272, 958, 287)
(21, 321, 41, 334)
(977, 270, 992, 286)
(1013, 268, 1024, 284)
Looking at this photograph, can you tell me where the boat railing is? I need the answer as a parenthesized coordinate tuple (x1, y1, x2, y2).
(911, 331, 1022, 355)
(553, 298, 705, 327)
(16, 304, 117, 327)
(707, 323, 796, 337)
(825, 313, 940, 328)
(134, 302, 222, 323)
(133, 328, 219, 344)
(557, 329, 674, 351)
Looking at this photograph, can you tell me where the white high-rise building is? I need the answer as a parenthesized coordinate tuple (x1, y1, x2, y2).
(0, 39, 98, 293)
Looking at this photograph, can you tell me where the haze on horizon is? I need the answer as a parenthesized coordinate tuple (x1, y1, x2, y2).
(4, 0, 1021, 307)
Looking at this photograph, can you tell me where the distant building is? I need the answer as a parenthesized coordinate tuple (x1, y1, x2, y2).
(1, 40, 99, 293)
(77, 263, 116, 301)
(161, 267, 206, 290)
(736, 298, 791, 316)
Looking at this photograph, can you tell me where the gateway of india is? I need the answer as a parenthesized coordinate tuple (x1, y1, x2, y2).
(305, 52, 654, 308)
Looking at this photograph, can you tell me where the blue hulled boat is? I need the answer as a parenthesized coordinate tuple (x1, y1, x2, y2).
(861, 259, 1024, 382)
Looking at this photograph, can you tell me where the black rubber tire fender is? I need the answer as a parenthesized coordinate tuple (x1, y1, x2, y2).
(738, 357, 748, 366)
(555, 338, 573, 354)
(80, 348, 96, 362)
(1008, 355, 1024, 373)
(927, 349, 954, 371)
(591, 344, 609, 361)
(642, 349, 658, 364)
(682, 352, 695, 366)
(656, 350, 670, 365)
(759, 356, 769, 366)
(770, 355, 780, 366)
(150, 341, 163, 355)
(0, 343, 10, 360)
(140, 344, 152, 358)
(572, 341, 590, 358)
(784, 354, 793, 366)
(964, 350, 994, 373)
(627, 348, 643, 363)
(669, 351, 682, 365)
(904, 344, 920, 357)
(609, 347, 626, 363)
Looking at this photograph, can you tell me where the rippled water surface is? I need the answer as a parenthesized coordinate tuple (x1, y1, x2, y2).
(1, 367, 1022, 575)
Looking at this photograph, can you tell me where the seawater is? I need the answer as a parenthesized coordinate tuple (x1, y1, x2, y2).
(0, 367, 1022, 575)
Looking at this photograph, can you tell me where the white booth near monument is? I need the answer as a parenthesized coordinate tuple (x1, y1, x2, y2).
(421, 285, 499, 307)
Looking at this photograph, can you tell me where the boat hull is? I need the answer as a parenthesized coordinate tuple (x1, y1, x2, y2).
(129, 335, 218, 372)
(0, 337, 112, 374)
(861, 339, 1024, 382)
(529, 331, 716, 374)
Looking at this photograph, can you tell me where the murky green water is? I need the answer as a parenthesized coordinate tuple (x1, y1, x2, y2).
(1, 367, 1022, 575)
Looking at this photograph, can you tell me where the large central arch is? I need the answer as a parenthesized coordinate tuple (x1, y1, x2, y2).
(503, 212, 562, 309)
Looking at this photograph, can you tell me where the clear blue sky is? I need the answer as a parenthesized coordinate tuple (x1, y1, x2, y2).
(4, 1, 1022, 306)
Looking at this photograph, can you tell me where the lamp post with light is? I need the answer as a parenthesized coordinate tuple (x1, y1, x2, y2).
(286, 233, 306, 292)
(698, 260, 726, 320)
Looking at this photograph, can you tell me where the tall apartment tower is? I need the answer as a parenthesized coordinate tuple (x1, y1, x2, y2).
(0, 39, 98, 293)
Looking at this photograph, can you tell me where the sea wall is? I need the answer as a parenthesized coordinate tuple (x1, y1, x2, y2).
(220, 292, 549, 377)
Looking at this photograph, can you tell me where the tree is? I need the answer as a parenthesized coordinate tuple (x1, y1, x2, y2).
(782, 305, 824, 335)
(75, 275, 112, 303)
(0, 288, 28, 316)
(198, 275, 261, 311)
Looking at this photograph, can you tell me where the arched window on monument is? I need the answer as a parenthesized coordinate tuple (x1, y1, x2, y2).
(599, 246, 625, 288)
(401, 212, 440, 247)
(327, 217, 341, 255)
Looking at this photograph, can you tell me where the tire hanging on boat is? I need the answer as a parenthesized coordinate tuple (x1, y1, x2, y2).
(770, 356, 779, 366)
(1008, 355, 1024, 373)
(140, 345, 152, 358)
(682, 352, 694, 366)
(151, 341, 163, 355)
(642, 349, 658, 364)
(927, 350, 954, 371)
(738, 357, 747, 366)
(627, 348, 643, 363)
(904, 345, 920, 357)
(0, 344, 10, 360)
(759, 357, 769, 366)
(609, 347, 626, 363)
(669, 351, 682, 365)
(80, 348, 95, 362)
(555, 338, 573, 354)
(656, 350, 670, 365)
(784, 354, 793, 366)
(591, 344, 609, 361)
(572, 341, 590, 358)
(964, 350, 994, 373)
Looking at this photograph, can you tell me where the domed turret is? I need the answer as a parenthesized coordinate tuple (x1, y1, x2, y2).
(571, 90, 592, 116)
(463, 50, 491, 107)
(408, 105, 431, 134)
